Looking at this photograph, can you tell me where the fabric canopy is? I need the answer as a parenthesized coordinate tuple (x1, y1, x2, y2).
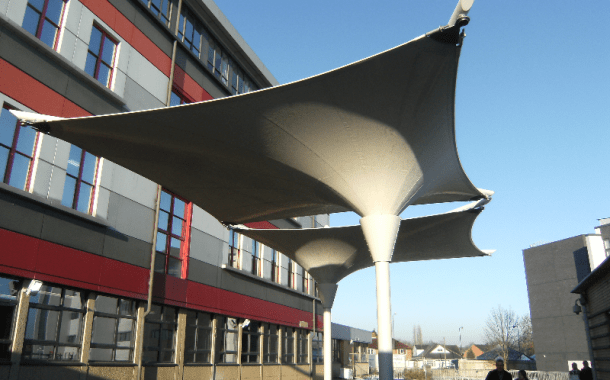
(14, 28, 485, 224)
(235, 207, 489, 285)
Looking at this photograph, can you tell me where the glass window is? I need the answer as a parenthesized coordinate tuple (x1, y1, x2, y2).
(0, 276, 20, 361)
(271, 249, 279, 283)
(169, 89, 190, 107)
(184, 310, 212, 364)
(149, 0, 171, 26)
(241, 321, 260, 364)
(215, 317, 238, 363)
(84, 25, 118, 88)
(250, 241, 261, 276)
(262, 324, 278, 364)
(61, 145, 99, 214)
(296, 329, 308, 364)
(22, 0, 66, 49)
(178, 7, 202, 57)
(0, 105, 38, 191)
(23, 285, 85, 361)
(142, 304, 177, 363)
(155, 189, 192, 278)
(312, 332, 323, 364)
(89, 295, 136, 362)
(282, 327, 294, 364)
(228, 228, 240, 269)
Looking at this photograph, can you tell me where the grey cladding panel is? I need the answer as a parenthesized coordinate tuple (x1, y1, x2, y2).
(0, 189, 45, 238)
(189, 229, 223, 266)
(40, 208, 106, 255)
(64, 77, 125, 116)
(264, 286, 305, 311)
(123, 76, 165, 111)
(111, 194, 155, 243)
(32, 160, 52, 198)
(131, 4, 173, 57)
(175, 46, 227, 99)
(187, 258, 219, 287)
(219, 270, 267, 300)
(102, 229, 152, 268)
(39, 136, 59, 164)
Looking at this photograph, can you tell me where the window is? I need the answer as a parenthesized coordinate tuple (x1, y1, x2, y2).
(184, 310, 212, 364)
(142, 304, 177, 363)
(302, 270, 309, 294)
(262, 324, 278, 364)
(215, 317, 238, 363)
(285, 258, 293, 288)
(241, 321, 260, 364)
(0, 105, 38, 191)
(251, 241, 260, 276)
(155, 189, 192, 278)
(23, 285, 85, 361)
(312, 332, 323, 364)
(271, 249, 278, 283)
(282, 327, 294, 364)
(169, 89, 191, 107)
(85, 25, 118, 88)
(228, 228, 240, 269)
(296, 329, 308, 364)
(61, 145, 99, 214)
(142, 0, 172, 26)
(22, 0, 66, 49)
(89, 295, 136, 362)
(0, 276, 19, 361)
(178, 7, 202, 57)
(332, 339, 340, 362)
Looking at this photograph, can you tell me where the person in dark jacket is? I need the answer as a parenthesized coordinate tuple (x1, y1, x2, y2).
(579, 361, 593, 380)
(485, 357, 513, 380)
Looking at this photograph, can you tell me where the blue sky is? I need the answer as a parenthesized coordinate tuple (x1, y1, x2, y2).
(212, 0, 610, 344)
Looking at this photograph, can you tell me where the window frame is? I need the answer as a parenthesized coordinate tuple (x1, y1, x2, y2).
(215, 316, 238, 364)
(282, 327, 295, 364)
(296, 329, 308, 364)
(22, 285, 86, 362)
(250, 240, 261, 276)
(155, 189, 193, 279)
(240, 321, 260, 364)
(85, 24, 118, 88)
(184, 310, 213, 364)
(0, 104, 39, 191)
(262, 323, 278, 364)
(0, 276, 20, 362)
(142, 304, 178, 364)
(61, 145, 100, 214)
(22, 0, 67, 50)
(228, 228, 240, 269)
(88, 295, 137, 362)
(312, 332, 323, 364)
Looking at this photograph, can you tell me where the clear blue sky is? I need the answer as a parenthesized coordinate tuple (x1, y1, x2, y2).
(212, 0, 610, 344)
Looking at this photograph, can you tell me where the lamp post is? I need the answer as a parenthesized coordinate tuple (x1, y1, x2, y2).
(458, 327, 463, 355)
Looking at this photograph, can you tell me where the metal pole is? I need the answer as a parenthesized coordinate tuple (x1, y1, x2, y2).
(324, 308, 332, 380)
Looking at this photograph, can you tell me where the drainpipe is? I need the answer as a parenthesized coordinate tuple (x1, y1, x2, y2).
(136, 184, 162, 380)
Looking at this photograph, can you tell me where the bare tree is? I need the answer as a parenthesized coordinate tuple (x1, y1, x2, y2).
(516, 314, 534, 356)
(484, 305, 519, 362)
(412, 325, 423, 345)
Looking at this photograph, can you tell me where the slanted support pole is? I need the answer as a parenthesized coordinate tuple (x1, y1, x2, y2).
(361, 215, 401, 380)
(318, 283, 338, 380)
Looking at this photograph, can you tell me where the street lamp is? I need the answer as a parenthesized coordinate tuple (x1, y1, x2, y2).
(458, 327, 463, 355)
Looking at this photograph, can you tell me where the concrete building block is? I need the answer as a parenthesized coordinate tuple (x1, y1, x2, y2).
(187, 258, 219, 287)
(0, 0, 8, 16)
(77, 6, 94, 43)
(189, 229, 224, 266)
(5, 0, 26, 25)
(116, 41, 131, 73)
(58, 29, 77, 62)
(63, 0, 82, 36)
(112, 194, 155, 243)
(95, 186, 110, 220)
(113, 68, 127, 98)
(38, 135, 58, 164)
(54, 139, 71, 169)
(47, 166, 66, 203)
(0, 190, 44, 238)
(41, 209, 106, 255)
(103, 163, 157, 209)
(32, 159, 52, 198)
(122, 76, 165, 111)
(71, 37, 89, 70)
(102, 229, 152, 268)
(125, 49, 168, 103)
(191, 205, 226, 240)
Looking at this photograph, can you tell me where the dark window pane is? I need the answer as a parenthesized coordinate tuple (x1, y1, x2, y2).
(89, 27, 102, 54)
(39, 20, 57, 48)
(116, 319, 134, 346)
(25, 308, 59, 341)
(157, 210, 169, 231)
(58, 313, 82, 343)
(159, 350, 173, 362)
(31, 286, 62, 306)
(55, 345, 79, 361)
(15, 126, 36, 155)
(91, 316, 116, 344)
(167, 257, 181, 277)
(0, 304, 15, 340)
(143, 323, 160, 348)
(160, 191, 171, 212)
(154, 253, 166, 273)
(22, 344, 54, 360)
(95, 295, 117, 314)
(45, 0, 64, 24)
(7, 154, 31, 190)
(159, 327, 174, 349)
(81, 151, 96, 183)
(118, 300, 135, 316)
(89, 347, 112, 361)
(147, 305, 162, 321)
(101, 38, 115, 66)
(76, 182, 92, 213)
(61, 175, 77, 208)
(66, 146, 82, 177)
(22, 7, 41, 36)
(64, 290, 82, 309)
(84, 53, 98, 77)
(0, 147, 9, 181)
(184, 325, 195, 350)
(162, 307, 176, 321)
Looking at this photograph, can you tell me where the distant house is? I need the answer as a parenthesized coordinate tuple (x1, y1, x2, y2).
(477, 346, 534, 362)
(368, 337, 413, 358)
(408, 343, 462, 369)
(463, 344, 492, 358)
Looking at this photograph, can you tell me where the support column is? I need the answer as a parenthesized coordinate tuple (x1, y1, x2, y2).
(360, 215, 401, 380)
(318, 283, 338, 380)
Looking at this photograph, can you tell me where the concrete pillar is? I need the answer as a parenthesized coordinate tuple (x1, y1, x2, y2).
(361, 215, 401, 380)
(318, 283, 338, 380)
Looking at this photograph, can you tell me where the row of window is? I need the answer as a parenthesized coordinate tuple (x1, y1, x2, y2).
(21, 0, 258, 95)
(0, 277, 322, 365)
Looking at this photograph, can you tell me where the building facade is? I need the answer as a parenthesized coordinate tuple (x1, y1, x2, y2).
(0, 0, 331, 379)
(523, 224, 607, 372)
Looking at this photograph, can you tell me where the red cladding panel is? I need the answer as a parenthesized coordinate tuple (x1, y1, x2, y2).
(0, 229, 39, 272)
(98, 257, 149, 299)
(244, 221, 279, 230)
(173, 66, 213, 102)
(35, 240, 104, 287)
